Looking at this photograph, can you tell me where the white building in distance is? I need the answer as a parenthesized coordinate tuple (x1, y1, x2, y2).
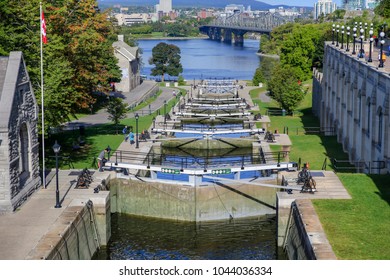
(314, 0, 337, 20)
(156, 0, 172, 14)
(114, 13, 155, 26)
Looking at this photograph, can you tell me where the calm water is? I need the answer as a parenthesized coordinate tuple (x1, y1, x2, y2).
(93, 39, 280, 261)
(138, 39, 262, 80)
(94, 214, 279, 260)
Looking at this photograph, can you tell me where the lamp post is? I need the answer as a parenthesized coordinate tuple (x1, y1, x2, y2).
(135, 113, 139, 149)
(152, 117, 156, 129)
(52, 141, 61, 208)
(379, 31, 385, 68)
(164, 100, 167, 124)
(336, 25, 339, 47)
(332, 24, 335, 44)
(346, 26, 350, 52)
(359, 28, 364, 58)
(341, 25, 345, 49)
(364, 22, 368, 41)
(352, 27, 357, 54)
(368, 29, 373, 62)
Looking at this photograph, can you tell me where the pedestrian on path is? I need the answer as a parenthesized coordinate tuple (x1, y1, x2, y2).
(122, 126, 128, 140)
(129, 131, 135, 145)
(97, 148, 108, 172)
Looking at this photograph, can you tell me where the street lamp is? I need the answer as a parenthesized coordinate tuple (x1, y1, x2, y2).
(379, 31, 385, 68)
(336, 25, 340, 47)
(364, 22, 368, 41)
(341, 25, 345, 49)
(164, 100, 167, 124)
(332, 24, 335, 44)
(346, 26, 350, 52)
(368, 29, 373, 62)
(352, 27, 357, 55)
(359, 28, 364, 58)
(135, 113, 139, 149)
(152, 116, 156, 129)
(52, 141, 61, 208)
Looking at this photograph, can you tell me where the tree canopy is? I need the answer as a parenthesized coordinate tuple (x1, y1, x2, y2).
(375, 0, 390, 18)
(267, 64, 305, 112)
(106, 97, 128, 134)
(0, 0, 121, 130)
(149, 42, 183, 81)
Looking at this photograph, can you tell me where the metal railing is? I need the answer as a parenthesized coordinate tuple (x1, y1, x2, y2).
(331, 158, 386, 174)
(282, 126, 336, 136)
(110, 149, 290, 171)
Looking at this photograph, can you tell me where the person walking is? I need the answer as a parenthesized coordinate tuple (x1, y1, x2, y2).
(122, 126, 128, 141)
(97, 148, 108, 172)
(129, 131, 135, 145)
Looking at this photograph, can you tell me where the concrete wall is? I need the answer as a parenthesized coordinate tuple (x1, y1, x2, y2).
(26, 199, 110, 260)
(277, 198, 337, 260)
(110, 178, 278, 221)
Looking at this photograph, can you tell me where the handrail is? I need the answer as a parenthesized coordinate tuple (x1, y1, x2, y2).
(321, 158, 327, 171)
(331, 158, 386, 174)
(111, 149, 290, 170)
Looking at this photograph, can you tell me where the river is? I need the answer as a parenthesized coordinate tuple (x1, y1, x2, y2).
(137, 38, 262, 81)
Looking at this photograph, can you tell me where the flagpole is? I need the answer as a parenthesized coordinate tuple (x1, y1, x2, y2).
(40, 2, 46, 188)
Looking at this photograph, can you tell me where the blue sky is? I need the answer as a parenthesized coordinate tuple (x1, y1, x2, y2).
(260, 0, 342, 7)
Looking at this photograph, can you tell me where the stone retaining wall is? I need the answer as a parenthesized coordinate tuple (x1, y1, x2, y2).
(27, 199, 110, 260)
(110, 178, 278, 221)
(280, 199, 336, 260)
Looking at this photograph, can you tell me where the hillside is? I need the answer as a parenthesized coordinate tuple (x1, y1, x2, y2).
(98, 0, 308, 10)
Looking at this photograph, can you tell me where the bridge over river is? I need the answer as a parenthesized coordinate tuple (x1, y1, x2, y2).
(199, 12, 296, 44)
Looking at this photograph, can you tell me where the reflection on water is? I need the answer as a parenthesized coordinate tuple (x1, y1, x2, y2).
(94, 214, 280, 260)
(138, 39, 262, 80)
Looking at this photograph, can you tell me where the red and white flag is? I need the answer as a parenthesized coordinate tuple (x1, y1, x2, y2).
(41, 11, 47, 44)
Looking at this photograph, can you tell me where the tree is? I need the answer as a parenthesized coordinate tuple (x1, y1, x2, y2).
(0, 0, 121, 129)
(252, 67, 265, 86)
(375, 0, 390, 18)
(260, 56, 278, 83)
(267, 64, 305, 113)
(49, 0, 121, 109)
(279, 24, 324, 81)
(106, 98, 128, 134)
(149, 42, 183, 82)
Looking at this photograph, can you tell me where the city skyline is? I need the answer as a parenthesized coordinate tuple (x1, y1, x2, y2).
(261, 0, 342, 7)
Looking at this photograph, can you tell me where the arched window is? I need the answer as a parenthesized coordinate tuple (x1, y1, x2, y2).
(358, 95, 362, 125)
(19, 123, 30, 188)
(378, 109, 383, 148)
(367, 100, 371, 136)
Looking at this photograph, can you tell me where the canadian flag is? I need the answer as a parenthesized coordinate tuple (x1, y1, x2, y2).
(41, 11, 47, 44)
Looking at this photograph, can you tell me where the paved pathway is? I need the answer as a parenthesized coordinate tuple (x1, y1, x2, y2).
(66, 80, 184, 128)
(0, 170, 110, 259)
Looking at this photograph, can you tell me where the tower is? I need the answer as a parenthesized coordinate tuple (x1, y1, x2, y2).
(158, 0, 172, 14)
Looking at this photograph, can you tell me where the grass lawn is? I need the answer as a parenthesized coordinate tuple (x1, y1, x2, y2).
(46, 89, 184, 170)
(313, 173, 390, 259)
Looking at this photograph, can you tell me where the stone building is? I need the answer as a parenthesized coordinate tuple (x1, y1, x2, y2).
(313, 43, 390, 173)
(0, 51, 41, 212)
(112, 35, 141, 92)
